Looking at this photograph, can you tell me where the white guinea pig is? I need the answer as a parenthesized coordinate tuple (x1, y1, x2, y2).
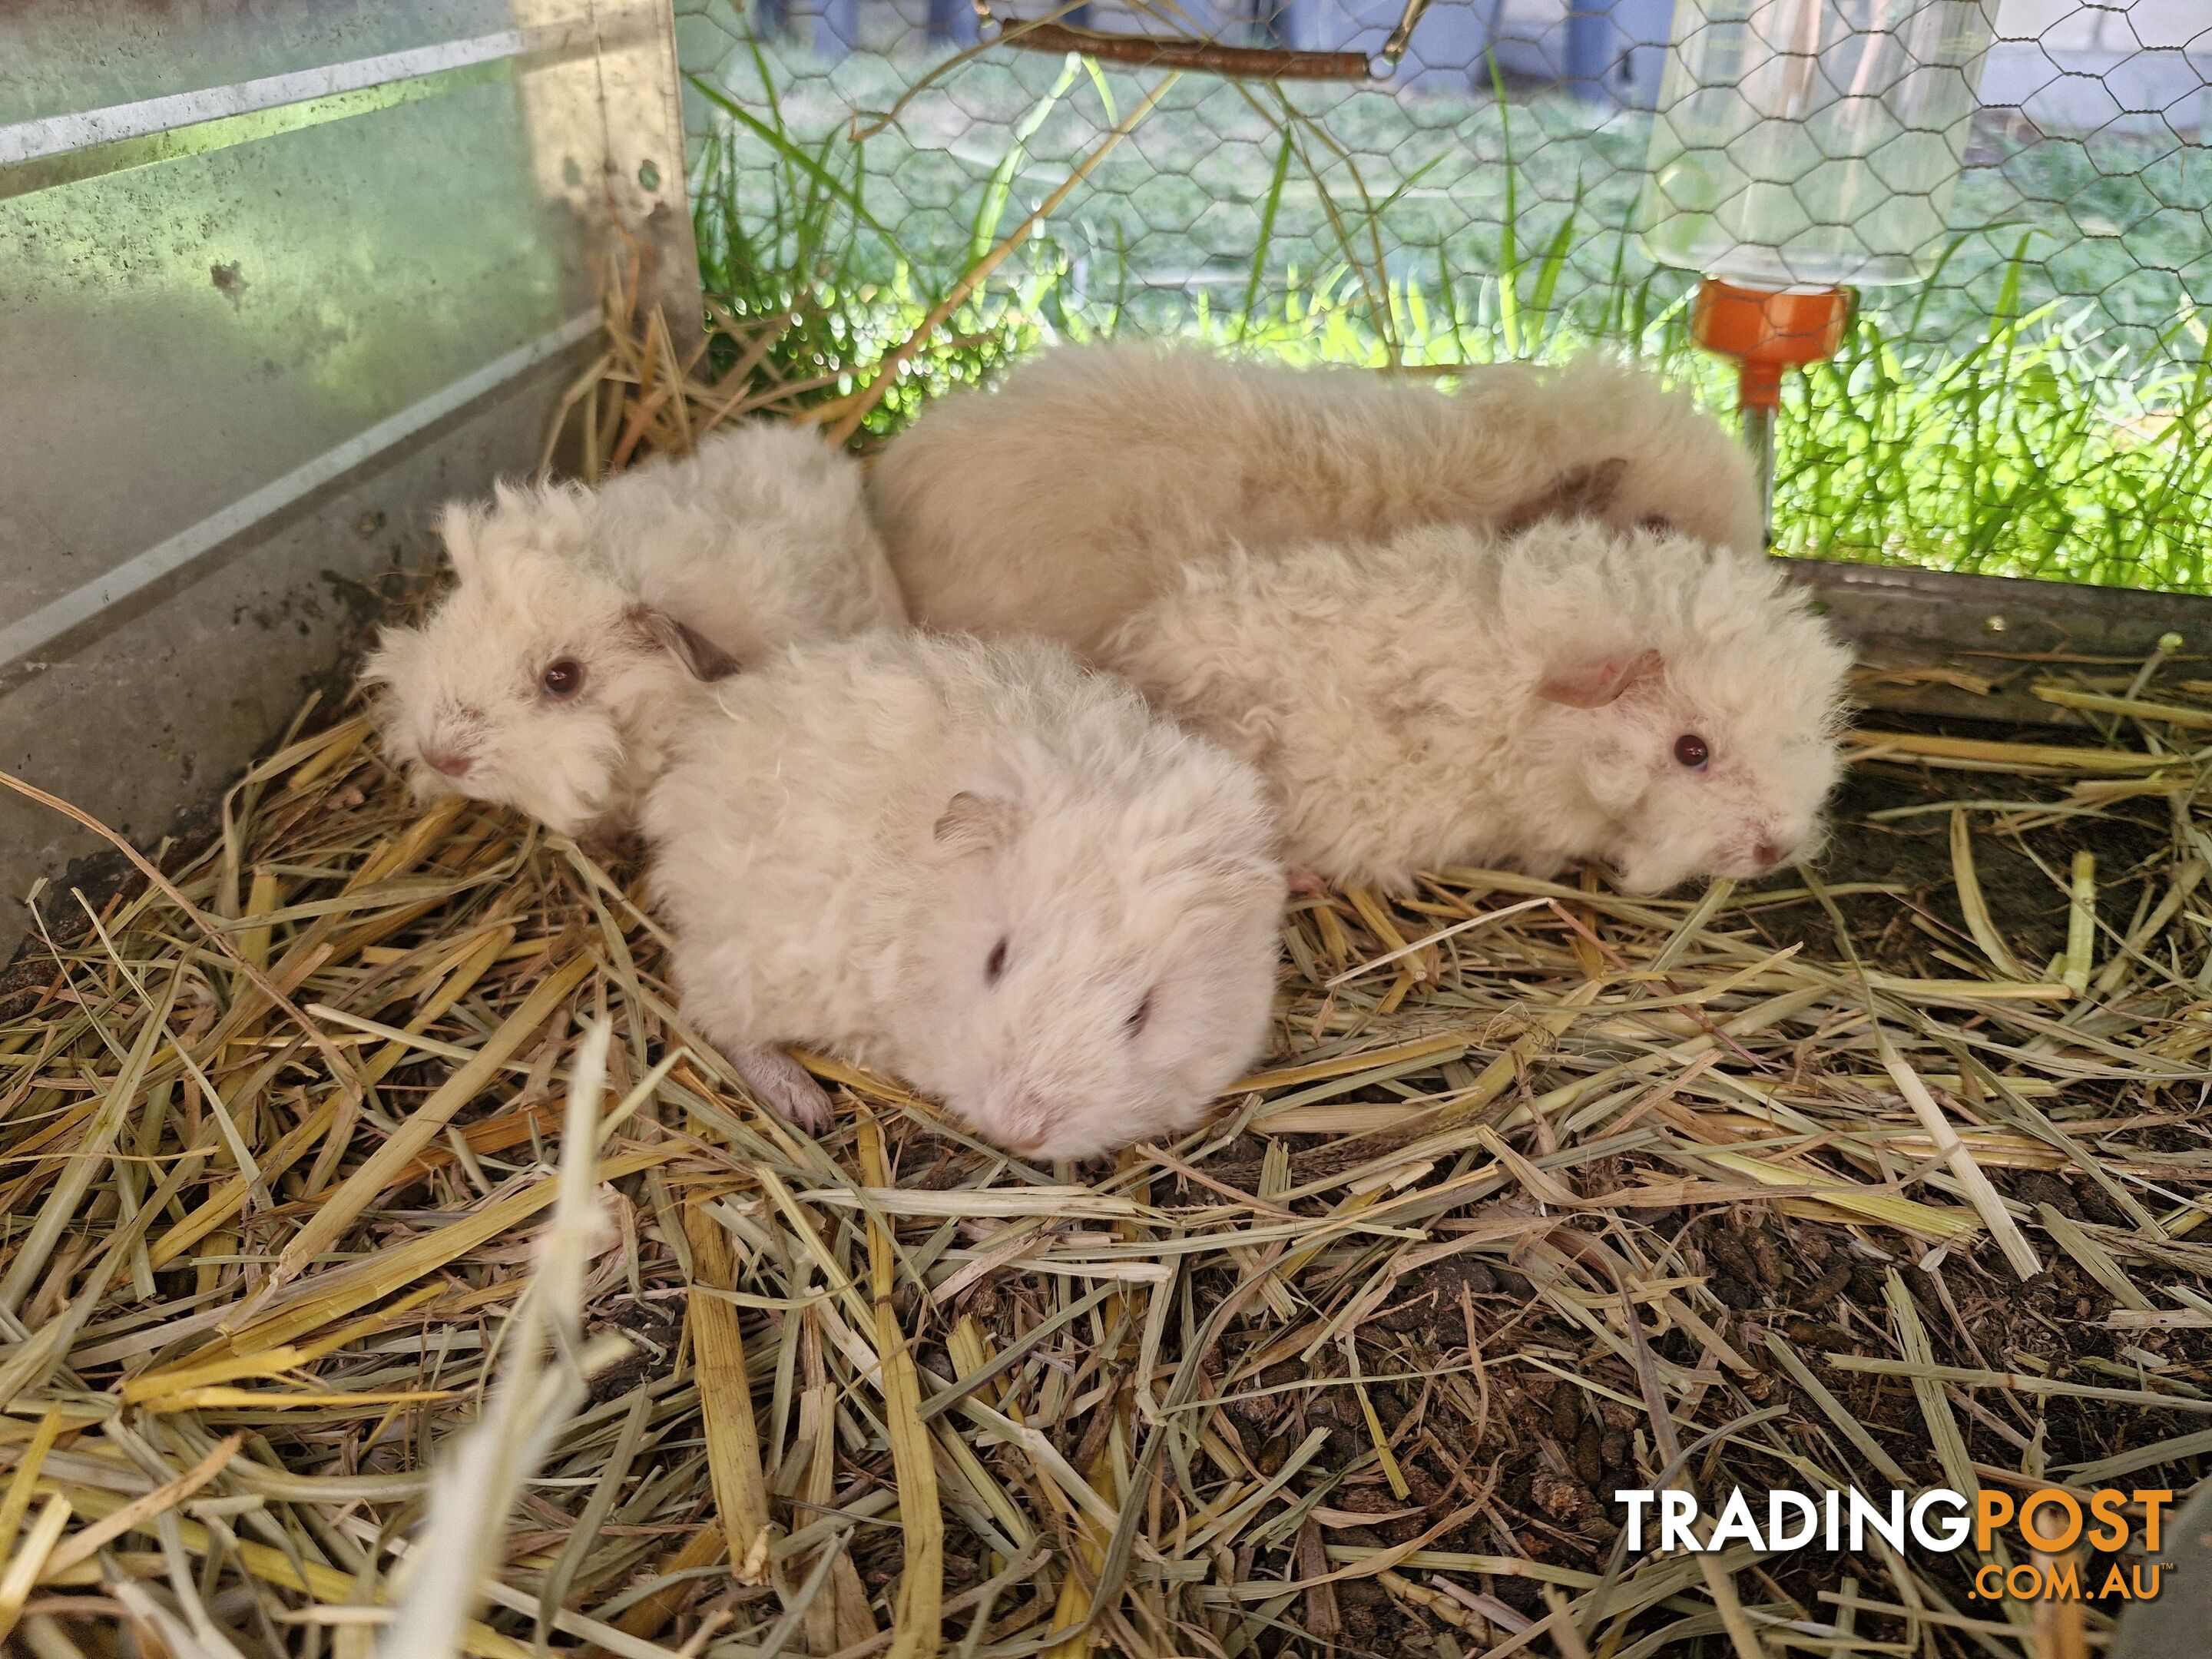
(1101, 518, 1854, 896)
(870, 343, 1764, 656)
(641, 631, 1286, 1161)
(361, 422, 904, 837)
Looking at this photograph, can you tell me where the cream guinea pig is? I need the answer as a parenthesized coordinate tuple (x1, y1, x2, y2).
(362, 422, 903, 837)
(640, 631, 1286, 1159)
(869, 342, 1764, 656)
(1101, 517, 1854, 895)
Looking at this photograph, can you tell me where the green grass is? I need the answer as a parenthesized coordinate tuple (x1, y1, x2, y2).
(677, 29, 2212, 589)
(687, 45, 1057, 434)
(1783, 293, 2212, 588)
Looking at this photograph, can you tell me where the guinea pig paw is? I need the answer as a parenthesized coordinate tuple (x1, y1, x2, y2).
(1286, 868, 1330, 896)
(725, 1044, 836, 1136)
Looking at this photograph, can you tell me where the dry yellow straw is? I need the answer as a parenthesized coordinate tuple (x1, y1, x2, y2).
(1876, 1030, 2042, 1280)
(2063, 850, 2098, 995)
(376, 1021, 630, 1659)
(1949, 808, 2031, 981)
(12, 308, 2212, 1657)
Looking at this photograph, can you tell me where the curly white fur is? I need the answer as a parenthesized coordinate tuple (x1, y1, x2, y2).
(641, 632, 1286, 1161)
(361, 423, 904, 836)
(1102, 519, 1854, 895)
(872, 343, 1765, 655)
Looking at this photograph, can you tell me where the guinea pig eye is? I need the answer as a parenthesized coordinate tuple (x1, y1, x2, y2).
(541, 658, 584, 698)
(1674, 733, 1710, 770)
(1126, 993, 1153, 1036)
(985, 938, 1008, 984)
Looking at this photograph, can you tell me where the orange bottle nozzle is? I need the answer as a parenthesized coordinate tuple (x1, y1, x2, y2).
(1690, 278, 1851, 410)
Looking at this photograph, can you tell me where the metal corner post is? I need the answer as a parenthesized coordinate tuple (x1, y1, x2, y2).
(589, 0, 706, 354)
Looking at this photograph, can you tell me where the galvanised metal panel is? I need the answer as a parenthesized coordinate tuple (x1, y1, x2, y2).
(0, 2, 521, 126)
(0, 0, 701, 955)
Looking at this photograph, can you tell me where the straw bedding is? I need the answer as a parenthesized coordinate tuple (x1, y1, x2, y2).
(4, 300, 2211, 1658)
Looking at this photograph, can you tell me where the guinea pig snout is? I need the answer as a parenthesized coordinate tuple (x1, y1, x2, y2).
(420, 744, 475, 780)
(984, 1089, 1058, 1157)
(1735, 822, 1812, 876)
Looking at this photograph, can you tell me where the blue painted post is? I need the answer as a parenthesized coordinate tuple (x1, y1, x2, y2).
(1270, 0, 1316, 50)
(813, 0, 860, 55)
(1406, 0, 1497, 93)
(1564, 0, 1618, 102)
(927, 0, 979, 43)
(1614, 0, 1674, 108)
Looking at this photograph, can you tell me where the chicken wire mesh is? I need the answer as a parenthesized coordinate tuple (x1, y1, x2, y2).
(671, 0, 2212, 588)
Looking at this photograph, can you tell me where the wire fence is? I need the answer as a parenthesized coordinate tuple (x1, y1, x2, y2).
(671, 0, 2212, 589)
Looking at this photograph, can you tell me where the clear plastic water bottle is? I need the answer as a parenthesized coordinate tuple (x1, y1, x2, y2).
(1638, 0, 1998, 288)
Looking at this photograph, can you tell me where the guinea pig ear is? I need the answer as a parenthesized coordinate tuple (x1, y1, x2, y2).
(1538, 649, 1665, 709)
(1502, 455, 1631, 532)
(933, 790, 1024, 857)
(435, 501, 489, 580)
(624, 607, 743, 682)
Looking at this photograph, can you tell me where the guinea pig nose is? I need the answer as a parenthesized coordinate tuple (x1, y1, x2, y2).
(1754, 839, 1783, 869)
(422, 746, 473, 780)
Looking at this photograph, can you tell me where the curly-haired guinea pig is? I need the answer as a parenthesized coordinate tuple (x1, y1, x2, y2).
(870, 342, 1763, 657)
(361, 422, 903, 838)
(1102, 516, 1853, 896)
(640, 631, 1286, 1159)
